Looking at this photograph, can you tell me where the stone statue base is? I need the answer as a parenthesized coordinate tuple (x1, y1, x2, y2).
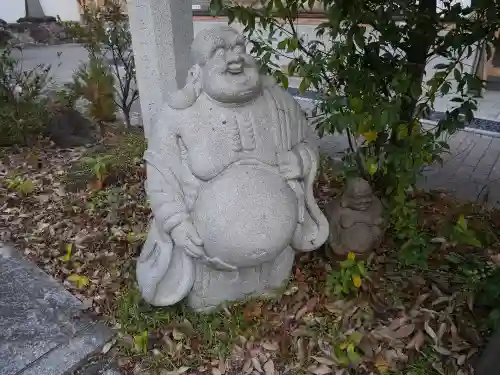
(188, 247, 295, 311)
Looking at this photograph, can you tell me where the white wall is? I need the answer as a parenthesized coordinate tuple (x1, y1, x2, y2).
(0, 1, 26, 23)
(437, 0, 471, 11)
(39, 0, 81, 21)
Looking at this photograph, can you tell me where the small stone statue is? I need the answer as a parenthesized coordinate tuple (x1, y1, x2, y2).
(136, 26, 329, 311)
(324, 178, 385, 256)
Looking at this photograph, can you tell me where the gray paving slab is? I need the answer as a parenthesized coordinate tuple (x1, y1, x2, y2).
(319, 129, 500, 207)
(462, 137, 492, 168)
(0, 244, 114, 375)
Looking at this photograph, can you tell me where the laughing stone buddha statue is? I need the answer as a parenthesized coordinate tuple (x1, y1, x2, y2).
(137, 26, 329, 311)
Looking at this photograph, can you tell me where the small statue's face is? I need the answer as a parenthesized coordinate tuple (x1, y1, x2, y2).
(202, 33, 262, 104)
(348, 194, 373, 211)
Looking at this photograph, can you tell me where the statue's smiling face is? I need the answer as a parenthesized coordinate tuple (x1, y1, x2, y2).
(201, 31, 262, 104)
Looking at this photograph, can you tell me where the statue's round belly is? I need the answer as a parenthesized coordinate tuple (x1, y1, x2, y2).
(192, 165, 298, 268)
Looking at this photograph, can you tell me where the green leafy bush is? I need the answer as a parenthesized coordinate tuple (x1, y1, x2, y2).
(5, 175, 35, 195)
(327, 252, 367, 297)
(210, 0, 499, 262)
(63, 0, 138, 127)
(0, 46, 51, 146)
(69, 58, 117, 123)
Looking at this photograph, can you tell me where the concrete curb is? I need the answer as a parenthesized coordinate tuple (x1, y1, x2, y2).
(0, 243, 115, 375)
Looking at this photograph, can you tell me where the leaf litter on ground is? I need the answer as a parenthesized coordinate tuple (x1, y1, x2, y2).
(0, 139, 497, 375)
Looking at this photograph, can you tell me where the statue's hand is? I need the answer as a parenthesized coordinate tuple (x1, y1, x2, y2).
(171, 220, 237, 272)
(278, 150, 303, 180)
(171, 219, 206, 259)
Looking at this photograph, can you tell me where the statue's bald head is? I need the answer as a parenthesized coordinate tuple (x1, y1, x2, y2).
(192, 26, 245, 66)
(168, 27, 262, 109)
(342, 178, 374, 211)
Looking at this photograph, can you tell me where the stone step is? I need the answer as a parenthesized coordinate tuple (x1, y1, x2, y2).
(0, 244, 115, 375)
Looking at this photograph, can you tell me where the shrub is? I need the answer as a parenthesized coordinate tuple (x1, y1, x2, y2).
(5, 175, 35, 195)
(211, 0, 499, 193)
(64, 0, 138, 127)
(69, 58, 117, 123)
(211, 0, 500, 259)
(0, 45, 51, 146)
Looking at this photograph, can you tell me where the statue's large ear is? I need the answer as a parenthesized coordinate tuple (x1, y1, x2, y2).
(187, 64, 203, 97)
(167, 65, 203, 110)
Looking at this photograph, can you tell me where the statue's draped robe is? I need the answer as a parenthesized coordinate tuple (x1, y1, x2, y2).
(137, 81, 328, 306)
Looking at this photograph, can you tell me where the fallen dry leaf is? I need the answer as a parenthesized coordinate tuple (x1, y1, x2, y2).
(406, 330, 426, 351)
(263, 359, 275, 375)
(393, 323, 415, 339)
(252, 357, 263, 373)
(308, 364, 333, 375)
(311, 356, 336, 366)
(374, 354, 390, 374)
(261, 341, 279, 351)
(424, 321, 438, 344)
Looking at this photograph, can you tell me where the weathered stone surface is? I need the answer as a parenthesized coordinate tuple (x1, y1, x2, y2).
(136, 26, 329, 311)
(324, 178, 385, 256)
(127, 0, 193, 137)
(0, 244, 113, 375)
(46, 107, 100, 148)
(17, 16, 57, 24)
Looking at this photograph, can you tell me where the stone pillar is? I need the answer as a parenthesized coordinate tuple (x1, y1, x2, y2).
(126, 0, 193, 138)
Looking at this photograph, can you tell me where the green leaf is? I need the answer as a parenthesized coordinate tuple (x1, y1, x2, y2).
(434, 63, 450, 69)
(466, 236, 482, 247)
(368, 162, 378, 176)
(357, 262, 366, 276)
(340, 259, 355, 268)
(363, 131, 378, 143)
(277, 39, 288, 50)
(458, 214, 467, 230)
(454, 68, 462, 83)
(298, 77, 309, 94)
(346, 344, 361, 364)
(59, 243, 73, 262)
(133, 330, 149, 354)
(334, 284, 343, 295)
(280, 74, 289, 89)
(349, 97, 363, 112)
(440, 81, 451, 95)
(354, 28, 365, 49)
(349, 331, 363, 345)
(67, 274, 90, 288)
(288, 37, 299, 52)
(410, 81, 422, 99)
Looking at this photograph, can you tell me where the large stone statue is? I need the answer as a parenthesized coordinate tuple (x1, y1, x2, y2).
(137, 26, 329, 311)
(324, 178, 385, 257)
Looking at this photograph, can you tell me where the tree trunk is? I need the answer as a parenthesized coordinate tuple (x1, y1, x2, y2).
(123, 109, 131, 128)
